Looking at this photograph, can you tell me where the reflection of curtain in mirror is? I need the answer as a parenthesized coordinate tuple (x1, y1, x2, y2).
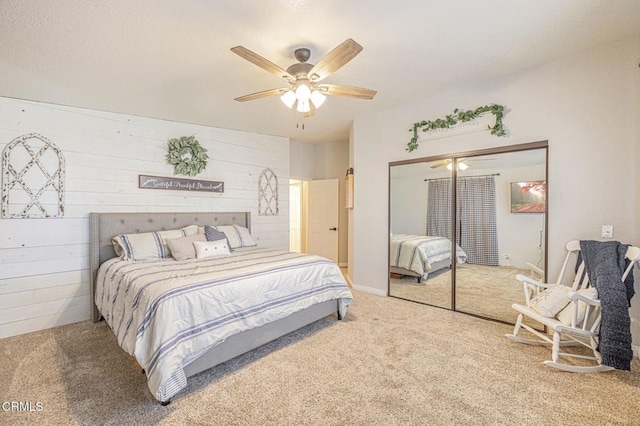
(426, 179, 452, 239)
(457, 176, 498, 266)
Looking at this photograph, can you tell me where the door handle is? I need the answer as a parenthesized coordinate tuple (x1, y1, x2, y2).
(329, 227, 337, 231)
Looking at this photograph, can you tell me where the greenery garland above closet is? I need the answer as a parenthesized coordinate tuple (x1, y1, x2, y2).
(166, 136, 209, 176)
(407, 104, 506, 152)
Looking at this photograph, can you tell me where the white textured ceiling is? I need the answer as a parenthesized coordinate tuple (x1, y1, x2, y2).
(1, 1, 639, 143)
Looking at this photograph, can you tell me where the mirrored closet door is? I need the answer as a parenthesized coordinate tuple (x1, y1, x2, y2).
(389, 160, 452, 309)
(388, 142, 548, 324)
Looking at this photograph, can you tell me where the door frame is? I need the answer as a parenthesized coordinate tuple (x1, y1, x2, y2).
(289, 179, 303, 252)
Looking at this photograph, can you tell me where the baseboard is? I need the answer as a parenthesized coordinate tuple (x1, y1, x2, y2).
(633, 344, 639, 359)
(352, 284, 387, 297)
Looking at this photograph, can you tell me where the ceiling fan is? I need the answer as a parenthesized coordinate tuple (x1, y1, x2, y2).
(230, 39, 377, 117)
(430, 158, 497, 170)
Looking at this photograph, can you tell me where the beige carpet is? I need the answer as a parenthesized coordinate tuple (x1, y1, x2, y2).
(1, 291, 640, 425)
(390, 264, 530, 323)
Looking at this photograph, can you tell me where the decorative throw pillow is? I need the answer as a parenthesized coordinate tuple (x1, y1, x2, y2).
(204, 225, 227, 241)
(203, 225, 234, 252)
(556, 287, 599, 326)
(166, 233, 206, 261)
(193, 240, 231, 259)
(529, 284, 571, 317)
(112, 225, 198, 261)
(211, 225, 257, 249)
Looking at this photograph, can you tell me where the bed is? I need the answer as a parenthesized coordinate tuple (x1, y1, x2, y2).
(89, 211, 353, 404)
(389, 234, 467, 282)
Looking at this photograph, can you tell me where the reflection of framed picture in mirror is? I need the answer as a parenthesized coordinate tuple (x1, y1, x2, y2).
(510, 181, 546, 213)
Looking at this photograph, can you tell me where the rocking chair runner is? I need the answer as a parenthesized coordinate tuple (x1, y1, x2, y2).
(506, 240, 640, 373)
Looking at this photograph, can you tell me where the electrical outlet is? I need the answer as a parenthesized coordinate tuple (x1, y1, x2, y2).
(602, 225, 613, 238)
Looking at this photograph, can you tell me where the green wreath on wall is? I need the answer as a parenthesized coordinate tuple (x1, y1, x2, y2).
(166, 136, 209, 176)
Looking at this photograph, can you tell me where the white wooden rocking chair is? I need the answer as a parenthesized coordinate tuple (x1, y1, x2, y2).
(506, 240, 640, 372)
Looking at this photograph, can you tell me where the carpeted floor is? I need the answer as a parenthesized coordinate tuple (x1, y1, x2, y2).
(390, 264, 530, 323)
(1, 290, 639, 425)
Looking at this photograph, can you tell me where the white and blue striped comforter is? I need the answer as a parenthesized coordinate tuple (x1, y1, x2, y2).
(95, 247, 353, 402)
(390, 234, 467, 279)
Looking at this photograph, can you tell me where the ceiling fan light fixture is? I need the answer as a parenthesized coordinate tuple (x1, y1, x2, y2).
(231, 39, 376, 116)
(295, 83, 311, 103)
(446, 161, 469, 171)
(280, 90, 296, 108)
(310, 90, 326, 108)
(296, 98, 311, 113)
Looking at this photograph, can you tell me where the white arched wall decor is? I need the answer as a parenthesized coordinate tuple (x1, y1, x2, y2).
(1, 133, 65, 218)
(258, 168, 279, 216)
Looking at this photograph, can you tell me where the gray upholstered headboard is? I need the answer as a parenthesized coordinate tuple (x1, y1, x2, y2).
(89, 211, 251, 322)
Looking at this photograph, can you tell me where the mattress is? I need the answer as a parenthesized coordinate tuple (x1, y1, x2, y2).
(390, 234, 467, 279)
(95, 247, 353, 402)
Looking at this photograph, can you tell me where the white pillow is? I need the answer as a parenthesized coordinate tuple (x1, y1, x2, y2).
(556, 287, 598, 326)
(529, 284, 571, 317)
(166, 233, 206, 261)
(112, 225, 198, 261)
(211, 225, 256, 249)
(193, 240, 231, 259)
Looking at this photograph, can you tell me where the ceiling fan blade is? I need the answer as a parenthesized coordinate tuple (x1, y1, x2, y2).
(231, 46, 295, 82)
(303, 102, 316, 118)
(430, 160, 451, 169)
(307, 39, 363, 82)
(234, 88, 289, 102)
(317, 84, 377, 100)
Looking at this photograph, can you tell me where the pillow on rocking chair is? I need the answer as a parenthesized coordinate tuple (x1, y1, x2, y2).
(556, 287, 598, 327)
(529, 284, 571, 317)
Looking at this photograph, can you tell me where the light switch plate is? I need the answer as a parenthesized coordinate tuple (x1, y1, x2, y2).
(602, 225, 613, 238)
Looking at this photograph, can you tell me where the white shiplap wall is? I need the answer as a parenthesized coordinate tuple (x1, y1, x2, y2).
(0, 96, 289, 339)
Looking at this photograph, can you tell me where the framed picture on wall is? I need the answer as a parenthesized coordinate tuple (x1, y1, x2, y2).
(510, 180, 546, 213)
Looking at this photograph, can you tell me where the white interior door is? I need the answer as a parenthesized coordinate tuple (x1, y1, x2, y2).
(307, 179, 339, 263)
(289, 180, 302, 252)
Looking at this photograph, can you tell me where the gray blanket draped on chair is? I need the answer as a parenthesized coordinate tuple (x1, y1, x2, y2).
(579, 240, 634, 370)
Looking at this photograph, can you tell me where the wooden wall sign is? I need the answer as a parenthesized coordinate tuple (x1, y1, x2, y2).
(138, 175, 224, 193)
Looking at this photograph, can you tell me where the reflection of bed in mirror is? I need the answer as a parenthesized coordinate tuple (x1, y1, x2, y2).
(389, 234, 467, 282)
